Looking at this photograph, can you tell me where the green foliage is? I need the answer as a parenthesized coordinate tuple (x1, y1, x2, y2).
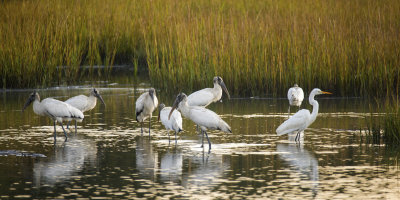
(0, 0, 399, 97)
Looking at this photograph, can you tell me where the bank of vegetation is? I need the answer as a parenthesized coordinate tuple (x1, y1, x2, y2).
(1, 0, 399, 97)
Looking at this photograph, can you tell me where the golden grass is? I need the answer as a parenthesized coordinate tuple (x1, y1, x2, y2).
(0, 0, 399, 97)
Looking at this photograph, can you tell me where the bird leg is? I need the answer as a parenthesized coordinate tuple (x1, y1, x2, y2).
(148, 119, 151, 137)
(74, 121, 77, 135)
(53, 121, 57, 143)
(140, 122, 143, 135)
(175, 131, 177, 144)
(66, 121, 70, 129)
(59, 122, 68, 140)
(204, 131, 211, 150)
(288, 106, 291, 118)
(201, 130, 204, 148)
(295, 131, 301, 142)
(168, 131, 170, 144)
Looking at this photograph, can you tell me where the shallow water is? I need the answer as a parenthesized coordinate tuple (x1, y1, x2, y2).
(0, 81, 399, 199)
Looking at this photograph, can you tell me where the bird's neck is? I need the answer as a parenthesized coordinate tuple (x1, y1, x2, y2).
(33, 100, 44, 116)
(308, 94, 319, 126)
(213, 83, 222, 99)
(178, 101, 191, 117)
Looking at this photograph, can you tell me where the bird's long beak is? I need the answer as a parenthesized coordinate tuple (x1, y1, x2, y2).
(22, 97, 33, 112)
(219, 81, 230, 99)
(169, 98, 180, 120)
(321, 91, 332, 95)
(96, 93, 106, 106)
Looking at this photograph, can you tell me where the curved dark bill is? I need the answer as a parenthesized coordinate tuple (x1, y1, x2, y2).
(168, 98, 180, 120)
(96, 93, 106, 106)
(22, 97, 33, 112)
(158, 108, 161, 122)
(219, 81, 230, 99)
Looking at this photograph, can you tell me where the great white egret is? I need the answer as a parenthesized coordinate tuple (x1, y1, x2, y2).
(22, 91, 84, 142)
(158, 103, 183, 144)
(169, 93, 231, 150)
(65, 88, 105, 133)
(276, 88, 331, 142)
(136, 88, 158, 136)
(287, 84, 304, 115)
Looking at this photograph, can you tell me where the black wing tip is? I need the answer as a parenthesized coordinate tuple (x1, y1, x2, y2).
(135, 110, 142, 122)
(178, 128, 183, 132)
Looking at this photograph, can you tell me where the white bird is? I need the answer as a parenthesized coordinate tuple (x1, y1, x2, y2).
(136, 88, 158, 136)
(65, 88, 105, 133)
(276, 88, 331, 142)
(287, 84, 304, 116)
(187, 76, 230, 107)
(169, 93, 231, 150)
(22, 91, 84, 142)
(158, 103, 183, 144)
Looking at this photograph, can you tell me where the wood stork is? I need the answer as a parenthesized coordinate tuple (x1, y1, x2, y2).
(22, 91, 84, 142)
(136, 88, 158, 136)
(158, 103, 183, 144)
(287, 84, 304, 115)
(187, 76, 230, 107)
(276, 88, 331, 142)
(169, 93, 231, 150)
(65, 88, 105, 133)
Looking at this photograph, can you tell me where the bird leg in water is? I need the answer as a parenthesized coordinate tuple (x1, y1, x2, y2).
(59, 122, 68, 140)
(168, 131, 170, 144)
(66, 121, 70, 129)
(53, 121, 57, 143)
(288, 106, 291, 118)
(295, 131, 301, 142)
(204, 131, 211, 150)
(140, 122, 143, 135)
(74, 121, 77, 135)
(148, 119, 151, 137)
(201, 130, 204, 148)
(175, 131, 177, 144)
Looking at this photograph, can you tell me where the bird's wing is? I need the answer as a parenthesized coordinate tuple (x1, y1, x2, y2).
(187, 88, 215, 106)
(189, 107, 230, 132)
(287, 88, 295, 100)
(292, 88, 304, 102)
(161, 107, 183, 131)
(276, 109, 310, 136)
(65, 95, 88, 111)
(135, 92, 147, 119)
(42, 98, 84, 120)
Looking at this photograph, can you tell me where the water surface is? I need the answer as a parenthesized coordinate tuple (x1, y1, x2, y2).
(0, 81, 399, 199)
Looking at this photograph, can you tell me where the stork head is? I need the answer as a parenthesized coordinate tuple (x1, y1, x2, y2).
(213, 76, 230, 99)
(148, 88, 156, 103)
(158, 103, 165, 121)
(169, 93, 186, 120)
(91, 88, 106, 106)
(22, 91, 39, 112)
(294, 84, 299, 87)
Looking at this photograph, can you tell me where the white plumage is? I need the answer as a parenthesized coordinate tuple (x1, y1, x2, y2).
(65, 88, 105, 132)
(287, 84, 304, 107)
(136, 88, 158, 136)
(187, 76, 230, 107)
(22, 91, 84, 142)
(169, 93, 231, 150)
(158, 103, 183, 143)
(277, 88, 331, 142)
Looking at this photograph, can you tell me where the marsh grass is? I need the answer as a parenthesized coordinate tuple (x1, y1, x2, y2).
(0, 0, 399, 97)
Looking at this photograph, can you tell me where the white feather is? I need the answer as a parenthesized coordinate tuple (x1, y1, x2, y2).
(65, 95, 97, 112)
(34, 98, 84, 123)
(288, 86, 304, 107)
(160, 107, 183, 132)
(187, 87, 221, 107)
(276, 109, 310, 136)
(135, 91, 158, 122)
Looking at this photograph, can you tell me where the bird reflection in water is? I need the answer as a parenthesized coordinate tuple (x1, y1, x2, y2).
(33, 136, 97, 187)
(277, 143, 319, 198)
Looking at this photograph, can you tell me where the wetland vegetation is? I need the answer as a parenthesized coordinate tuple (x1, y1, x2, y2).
(1, 0, 399, 97)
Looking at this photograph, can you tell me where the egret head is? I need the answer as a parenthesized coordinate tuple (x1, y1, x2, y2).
(169, 93, 186, 120)
(22, 91, 39, 112)
(158, 103, 165, 121)
(213, 76, 230, 99)
(312, 88, 332, 96)
(91, 88, 106, 106)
